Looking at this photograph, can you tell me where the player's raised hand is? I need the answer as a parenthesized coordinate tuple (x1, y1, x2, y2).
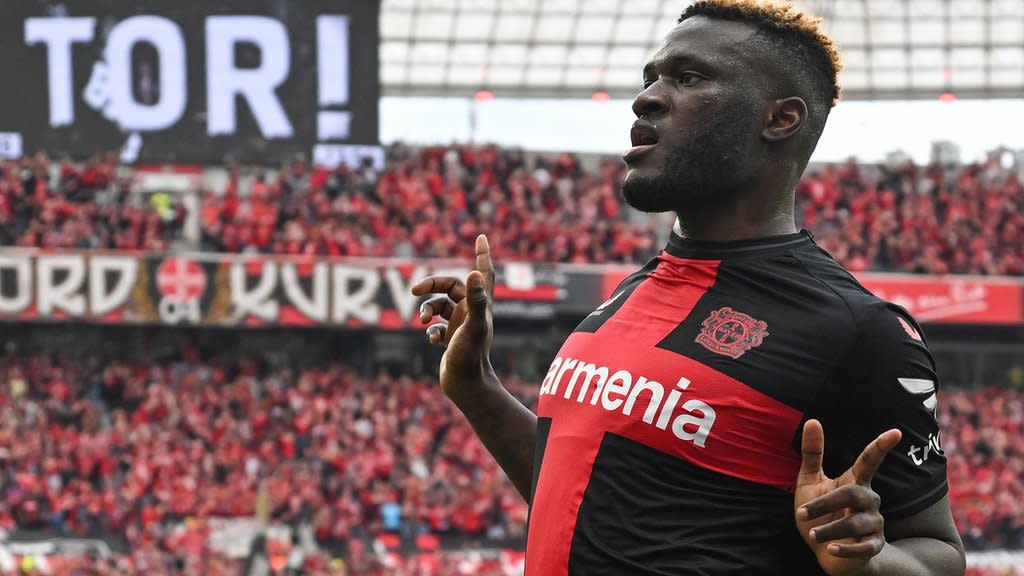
(794, 419, 902, 576)
(410, 234, 496, 402)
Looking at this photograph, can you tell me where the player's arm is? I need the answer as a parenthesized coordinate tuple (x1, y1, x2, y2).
(794, 306, 965, 576)
(857, 495, 964, 576)
(411, 234, 537, 501)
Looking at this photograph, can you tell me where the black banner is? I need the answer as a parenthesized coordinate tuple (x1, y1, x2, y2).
(0, 251, 564, 328)
(0, 0, 380, 164)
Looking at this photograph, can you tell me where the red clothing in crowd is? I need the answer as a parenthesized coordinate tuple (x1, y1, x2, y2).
(3, 147, 1021, 275)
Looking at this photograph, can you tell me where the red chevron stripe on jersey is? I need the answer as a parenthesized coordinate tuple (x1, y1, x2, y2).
(526, 254, 805, 576)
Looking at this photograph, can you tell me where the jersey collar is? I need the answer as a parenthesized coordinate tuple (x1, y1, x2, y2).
(664, 223, 813, 260)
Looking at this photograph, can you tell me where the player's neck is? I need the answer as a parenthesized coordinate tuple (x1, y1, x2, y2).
(673, 210, 797, 243)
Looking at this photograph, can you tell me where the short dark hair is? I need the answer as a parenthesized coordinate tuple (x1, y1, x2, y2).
(679, 0, 842, 120)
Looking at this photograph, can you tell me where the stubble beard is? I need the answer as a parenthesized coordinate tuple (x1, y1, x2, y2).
(621, 155, 699, 214)
(621, 129, 752, 216)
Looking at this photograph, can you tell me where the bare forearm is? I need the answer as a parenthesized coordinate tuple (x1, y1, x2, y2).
(856, 538, 965, 576)
(450, 364, 537, 501)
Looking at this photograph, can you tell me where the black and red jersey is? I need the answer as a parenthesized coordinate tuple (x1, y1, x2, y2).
(526, 230, 947, 575)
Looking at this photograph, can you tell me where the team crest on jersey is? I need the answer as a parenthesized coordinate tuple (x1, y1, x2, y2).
(695, 307, 769, 359)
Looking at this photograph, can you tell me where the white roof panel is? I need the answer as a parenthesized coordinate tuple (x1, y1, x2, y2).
(529, 45, 568, 65)
(451, 43, 488, 64)
(494, 13, 534, 41)
(607, 46, 647, 67)
(993, 0, 1024, 17)
(491, 44, 528, 65)
(381, 0, 1024, 100)
(992, 47, 1023, 67)
(911, 48, 945, 68)
(453, 12, 494, 40)
(448, 65, 485, 85)
(414, 11, 454, 39)
(614, 17, 657, 44)
(536, 14, 575, 41)
(525, 66, 562, 85)
(489, 66, 527, 86)
(991, 68, 1024, 87)
(911, 68, 946, 88)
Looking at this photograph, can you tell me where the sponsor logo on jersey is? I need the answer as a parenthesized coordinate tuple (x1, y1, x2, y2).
(538, 356, 716, 448)
(898, 377, 937, 414)
(907, 432, 943, 466)
(694, 307, 769, 359)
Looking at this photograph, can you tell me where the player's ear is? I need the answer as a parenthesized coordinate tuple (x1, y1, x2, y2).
(761, 97, 807, 142)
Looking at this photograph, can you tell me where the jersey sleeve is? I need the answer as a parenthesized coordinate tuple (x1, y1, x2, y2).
(822, 303, 948, 520)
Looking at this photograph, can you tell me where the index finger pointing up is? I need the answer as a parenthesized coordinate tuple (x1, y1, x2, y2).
(799, 419, 825, 481)
(475, 234, 495, 296)
(851, 428, 902, 485)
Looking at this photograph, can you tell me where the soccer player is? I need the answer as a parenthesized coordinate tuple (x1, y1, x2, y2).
(411, 1, 966, 574)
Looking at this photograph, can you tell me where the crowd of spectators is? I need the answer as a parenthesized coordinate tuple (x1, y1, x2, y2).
(798, 155, 1024, 276)
(2, 146, 1022, 275)
(0, 349, 532, 574)
(944, 387, 1024, 551)
(198, 146, 655, 263)
(0, 548, 244, 576)
(0, 152, 184, 252)
(0, 346, 1022, 572)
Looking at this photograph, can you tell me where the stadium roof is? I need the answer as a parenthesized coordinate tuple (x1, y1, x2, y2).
(380, 0, 1024, 101)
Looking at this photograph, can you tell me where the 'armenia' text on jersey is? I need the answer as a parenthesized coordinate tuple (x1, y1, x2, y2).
(525, 230, 948, 576)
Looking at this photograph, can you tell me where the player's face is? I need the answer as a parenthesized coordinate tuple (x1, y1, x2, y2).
(622, 17, 769, 213)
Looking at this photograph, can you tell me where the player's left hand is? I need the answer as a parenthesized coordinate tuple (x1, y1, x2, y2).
(794, 419, 902, 576)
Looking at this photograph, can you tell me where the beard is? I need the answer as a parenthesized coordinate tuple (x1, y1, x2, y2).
(621, 118, 754, 214)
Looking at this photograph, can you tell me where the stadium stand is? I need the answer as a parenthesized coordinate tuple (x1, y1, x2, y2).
(0, 350, 532, 574)
(798, 157, 1024, 276)
(945, 387, 1024, 551)
(3, 145, 1022, 572)
(2, 147, 1022, 275)
(0, 153, 185, 252)
(0, 348, 1020, 573)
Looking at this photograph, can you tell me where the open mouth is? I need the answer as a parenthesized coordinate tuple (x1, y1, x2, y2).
(630, 122, 659, 147)
(623, 121, 659, 163)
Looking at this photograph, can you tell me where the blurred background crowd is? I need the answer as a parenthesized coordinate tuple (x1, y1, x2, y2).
(0, 342, 1021, 574)
(1, 144, 1023, 574)
(3, 146, 1021, 275)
